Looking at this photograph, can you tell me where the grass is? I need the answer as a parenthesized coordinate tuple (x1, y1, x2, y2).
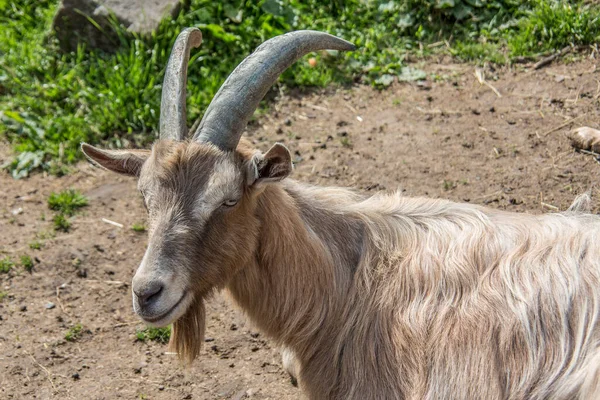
(53, 213, 71, 232)
(1, 0, 599, 178)
(0, 257, 14, 273)
(47, 189, 88, 232)
(65, 323, 83, 341)
(20, 255, 33, 272)
(0, 291, 7, 302)
(131, 223, 146, 232)
(29, 240, 43, 250)
(48, 189, 88, 216)
(136, 326, 171, 344)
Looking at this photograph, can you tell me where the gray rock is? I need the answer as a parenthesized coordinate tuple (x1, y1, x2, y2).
(52, 0, 188, 52)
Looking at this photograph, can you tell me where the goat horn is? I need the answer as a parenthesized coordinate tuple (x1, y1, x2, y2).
(159, 27, 202, 141)
(192, 30, 355, 150)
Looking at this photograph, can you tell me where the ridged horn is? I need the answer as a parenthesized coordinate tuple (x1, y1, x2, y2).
(192, 30, 355, 150)
(159, 27, 202, 140)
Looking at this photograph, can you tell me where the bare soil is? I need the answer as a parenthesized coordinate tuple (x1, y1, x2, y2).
(1, 57, 599, 400)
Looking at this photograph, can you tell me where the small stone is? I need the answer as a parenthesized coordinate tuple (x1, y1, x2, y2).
(158, 385, 165, 391)
(77, 269, 88, 278)
(45, 302, 56, 309)
(204, 337, 215, 342)
(230, 323, 238, 331)
(284, 118, 292, 126)
(72, 372, 80, 380)
(276, 127, 283, 134)
(20, 305, 27, 312)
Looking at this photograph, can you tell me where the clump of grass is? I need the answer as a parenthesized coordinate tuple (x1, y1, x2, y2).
(65, 323, 83, 342)
(131, 223, 146, 232)
(48, 189, 88, 216)
(47, 189, 87, 232)
(340, 137, 352, 148)
(0, 291, 7, 302)
(29, 240, 43, 250)
(53, 213, 71, 232)
(20, 255, 34, 272)
(136, 326, 171, 344)
(0, 257, 14, 273)
(509, 0, 600, 56)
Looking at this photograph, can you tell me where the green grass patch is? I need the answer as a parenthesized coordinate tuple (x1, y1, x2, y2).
(29, 240, 43, 250)
(65, 323, 83, 341)
(508, 0, 600, 56)
(0, 257, 14, 273)
(20, 255, 34, 272)
(52, 213, 71, 232)
(1, 0, 599, 178)
(131, 223, 146, 232)
(48, 189, 88, 216)
(136, 326, 171, 344)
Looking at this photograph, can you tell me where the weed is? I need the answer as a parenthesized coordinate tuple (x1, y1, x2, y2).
(48, 189, 88, 216)
(136, 326, 171, 344)
(29, 240, 43, 250)
(443, 179, 457, 191)
(20, 255, 34, 272)
(131, 223, 146, 232)
(0, 291, 7, 302)
(65, 323, 83, 342)
(0, 257, 14, 273)
(340, 137, 352, 148)
(53, 214, 71, 232)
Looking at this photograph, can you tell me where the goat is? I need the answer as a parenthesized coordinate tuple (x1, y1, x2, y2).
(82, 28, 600, 399)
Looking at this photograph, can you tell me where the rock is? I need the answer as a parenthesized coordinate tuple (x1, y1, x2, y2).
(45, 302, 56, 309)
(568, 127, 600, 153)
(52, 0, 188, 52)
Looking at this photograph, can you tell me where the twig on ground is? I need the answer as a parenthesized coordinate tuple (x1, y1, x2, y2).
(541, 202, 560, 211)
(55, 286, 70, 317)
(101, 218, 123, 228)
(474, 68, 501, 97)
(25, 350, 57, 392)
(84, 279, 128, 286)
(542, 115, 585, 137)
(533, 46, 573, 70)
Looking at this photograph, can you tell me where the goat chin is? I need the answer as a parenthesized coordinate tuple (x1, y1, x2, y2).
(170, 297, 206, 364)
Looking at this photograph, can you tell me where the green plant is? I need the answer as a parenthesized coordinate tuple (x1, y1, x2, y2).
(48, 189, 88, 216)
(29, 240, 43, 250)
(509, 0, 600, 56)
(53, 213, 71, 232)
(136, 326, 171, 344)
(131, 223, 146, 232)
(0, 257, 14, 273)
(20, 255, 34, 272)
(0, 291, 7, 302)
(65, 323, 83, 341)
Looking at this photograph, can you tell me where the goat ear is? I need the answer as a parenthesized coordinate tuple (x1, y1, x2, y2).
(246, 143, 292, 186)
(81, 143, 150, 177)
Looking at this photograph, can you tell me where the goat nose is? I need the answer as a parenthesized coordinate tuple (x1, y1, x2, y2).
(134, 282, 164, 308)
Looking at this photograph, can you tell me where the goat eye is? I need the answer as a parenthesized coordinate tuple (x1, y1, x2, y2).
(223, 199, 238, 207)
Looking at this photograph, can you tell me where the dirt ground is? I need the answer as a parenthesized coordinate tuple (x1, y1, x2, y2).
(1, 56, 599, 400)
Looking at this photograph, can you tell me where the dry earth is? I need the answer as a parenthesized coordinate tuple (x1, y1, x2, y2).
(1, 56, 599, 399)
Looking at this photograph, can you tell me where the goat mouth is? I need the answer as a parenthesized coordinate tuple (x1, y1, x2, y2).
(141, 292, 188, 325)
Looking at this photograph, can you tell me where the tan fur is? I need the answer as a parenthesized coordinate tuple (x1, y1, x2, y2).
(84, 139, 600, 399)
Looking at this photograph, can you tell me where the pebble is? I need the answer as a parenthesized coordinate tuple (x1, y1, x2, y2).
(20, 305, 27, 312)
(45, 302, 56, 309)
(72, 372, 80, 380)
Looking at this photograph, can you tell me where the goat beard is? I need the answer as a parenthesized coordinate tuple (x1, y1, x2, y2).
(170, 296, 206, 365)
